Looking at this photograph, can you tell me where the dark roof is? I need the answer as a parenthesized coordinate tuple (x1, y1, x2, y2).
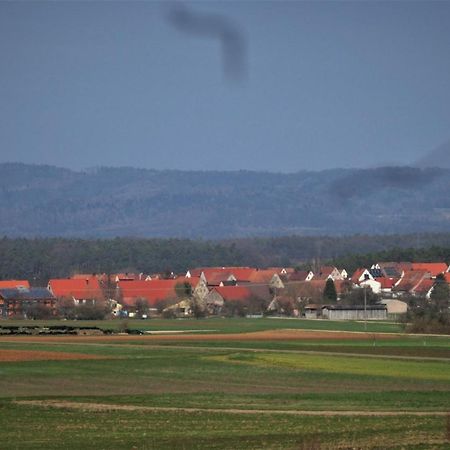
(369, 268, 383, 278)
(0, 287, 55, 300)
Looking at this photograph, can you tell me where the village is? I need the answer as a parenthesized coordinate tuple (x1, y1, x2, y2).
(0, 262, 449, 321)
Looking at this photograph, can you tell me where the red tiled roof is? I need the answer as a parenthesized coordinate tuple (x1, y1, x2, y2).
(314, 266, 339, 280)
(48, 278, 103, 300)
(213, 286, 253, 302)
(411, 263, 448, 277)
(205, 271, 235, 286)
(413, 278, 435, 294)
(393, 270, 430, 292)
(0, 280, 30, 289)
(118, 278, 197, 307)
(319, 266, 335, 275)
(287, 271, 311, 282)
(247, 269, 277, 284)
(304, 279, 349, 295)
(377, 277, 397, 289)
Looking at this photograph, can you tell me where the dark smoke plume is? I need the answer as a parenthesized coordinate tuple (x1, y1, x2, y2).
(166, 4, 247, 82)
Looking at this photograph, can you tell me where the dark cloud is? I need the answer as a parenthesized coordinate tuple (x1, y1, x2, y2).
(166, 4, 247, 82)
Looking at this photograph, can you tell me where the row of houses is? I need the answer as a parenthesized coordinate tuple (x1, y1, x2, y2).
(0, 262, 448, 319)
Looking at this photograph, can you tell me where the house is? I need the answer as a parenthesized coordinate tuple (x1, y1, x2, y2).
(286, 270, 314, 282)
(267, 295, 299, 316)
(359, 278, 382, 294)
(0, 287, 56, 318)
(186, 267, 255, 284)
(377, 277, 398, 296)
(163, 299, 193, 317)
(204, 285, 271, 315)
(322, 304, 387, 320)
(205, 285, 252, 303)
(372, 262, 405, 279)
(315, 266, 344, 281)
(247, 269, 285, 289)
(117, 277, 200, 313)
(392, 270, 431, 297)
(48, 277, 104, 304)
(283, 280, 324, 303)
(351, 268, 373, 284)
(187, 268, 234, 286)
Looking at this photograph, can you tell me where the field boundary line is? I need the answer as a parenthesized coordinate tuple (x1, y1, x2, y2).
(14, 400, 450, 417)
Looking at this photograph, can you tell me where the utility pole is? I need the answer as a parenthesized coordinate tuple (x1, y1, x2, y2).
(364, 285, 367, 332)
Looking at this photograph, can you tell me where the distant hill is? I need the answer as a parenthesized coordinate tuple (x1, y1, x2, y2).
(0, 163, 450, 238)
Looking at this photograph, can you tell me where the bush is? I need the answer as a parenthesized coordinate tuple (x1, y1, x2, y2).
(76, 303, 110, 320)
(24, 303, 53, 320)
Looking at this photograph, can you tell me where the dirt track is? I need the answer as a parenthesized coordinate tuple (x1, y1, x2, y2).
(14, 400, 450, 417)
(0, 349, 110, 362)
(0, 329, 397, 344)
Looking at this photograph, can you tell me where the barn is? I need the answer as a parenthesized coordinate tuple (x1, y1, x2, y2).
(321, 304, 387, 320)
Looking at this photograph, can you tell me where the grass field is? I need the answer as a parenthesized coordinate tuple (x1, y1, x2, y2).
(1, 316, 404, 333)
(0, 318, 449, 449)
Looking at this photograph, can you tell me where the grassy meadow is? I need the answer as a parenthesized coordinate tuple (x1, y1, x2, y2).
(0, 318, 449, 449)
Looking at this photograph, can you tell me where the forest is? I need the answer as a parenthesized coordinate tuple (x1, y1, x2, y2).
(0, 233, 449, 285)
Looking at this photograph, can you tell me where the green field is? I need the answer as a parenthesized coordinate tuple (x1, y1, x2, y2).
(0, 318, 449, 449)
(1, 316, 403, 333)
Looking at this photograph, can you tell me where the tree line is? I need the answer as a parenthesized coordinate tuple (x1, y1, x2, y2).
(0, 235, 450, 285)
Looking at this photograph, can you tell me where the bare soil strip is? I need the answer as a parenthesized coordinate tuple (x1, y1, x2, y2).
(0, 349, 110, 362)
(15, 400, 450, 416)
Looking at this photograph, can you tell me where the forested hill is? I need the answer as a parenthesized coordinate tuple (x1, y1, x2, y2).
(1, 163, 450, 238)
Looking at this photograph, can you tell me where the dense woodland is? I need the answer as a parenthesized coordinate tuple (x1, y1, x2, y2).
(1, 234, 450, 285)
(1, 163, 450, 238)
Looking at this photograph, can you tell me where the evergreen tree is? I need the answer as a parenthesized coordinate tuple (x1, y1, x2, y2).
(323, 278, 337, 303)
(430, 274, 450, 312)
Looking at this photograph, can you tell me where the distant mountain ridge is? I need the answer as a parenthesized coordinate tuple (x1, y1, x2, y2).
(0, 163, 449, 238)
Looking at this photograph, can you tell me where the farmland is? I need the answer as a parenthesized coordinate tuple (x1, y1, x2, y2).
(0, 318, 449, 449)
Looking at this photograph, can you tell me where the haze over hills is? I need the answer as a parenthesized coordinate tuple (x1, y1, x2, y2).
(1, 163, 450, 239)
(414, 139, 450, 169)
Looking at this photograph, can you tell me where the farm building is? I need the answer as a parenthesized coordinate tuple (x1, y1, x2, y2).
(321, 304, 387, 320)
(48, 277, 104, 304)
(380, 299, 408, 315)
(303, 304, 321, 319)
(0, 287, 56, 318)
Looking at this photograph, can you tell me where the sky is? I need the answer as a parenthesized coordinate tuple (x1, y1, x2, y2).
(1, 1, 450, 172)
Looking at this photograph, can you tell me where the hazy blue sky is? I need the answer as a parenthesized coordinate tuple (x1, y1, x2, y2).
(1, 1, 450, 172)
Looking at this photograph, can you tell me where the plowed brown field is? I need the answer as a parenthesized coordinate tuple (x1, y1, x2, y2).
(0, 329, 396, 344)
